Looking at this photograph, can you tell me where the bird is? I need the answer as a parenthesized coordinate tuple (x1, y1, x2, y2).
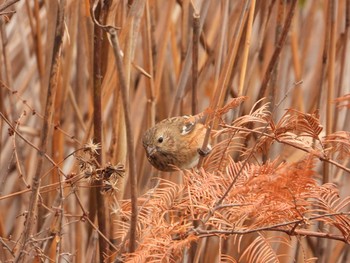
(142, 115, 211, 171)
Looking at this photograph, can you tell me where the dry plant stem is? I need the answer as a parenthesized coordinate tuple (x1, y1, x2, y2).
(0, 113, 81, 182)
(268, 0, 284, 111)
(40, 188, 64, 259)
(197, 0, 249, 168)
(216, 0, 249, 108)
(320, 2, 338, 261)
(194, 212, 350, 243)
(0, 237, 15, 258)
(12, 113, 29, 187)
(0, 81, 81, 144)
(14, 1, 65, 262)
(154, 0, 175, 99)
(290, 13, 303, 111)
(73, 190, 118, 252)
(0, 173, 85, 202)
(335, 0, 350, 129)
(109, 29, 138, 253)
(238, 0, 256, 96)
(138, 1, 155, 185)
(213, 0, 230, 95)
(0, 113, 58, 164)
(170, 0, 210, 116)
(323, 0, 337, 184)
(24, 0, 44, 86)
(0, 0, 20, 12)
(91, 2, 109, 260)
(191, 12, 199, 115)
(67, 86, 87, 131)
(181, 0, 189, 61)
(0, 10, 15, 15)
(0, 13, 15, 116)
(257, 0, 297, 101)
(143, 1, 155, 126)
(33, 0, 44, 82)
(198, 229, 347, 243)
(314, 3, 331, 114)
(316, 9, 332, 257)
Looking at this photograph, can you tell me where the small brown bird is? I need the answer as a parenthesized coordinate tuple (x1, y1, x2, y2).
(142, 115, 210, 171)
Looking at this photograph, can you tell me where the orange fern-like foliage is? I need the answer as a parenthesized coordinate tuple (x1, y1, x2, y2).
(113, 102, 350, 262)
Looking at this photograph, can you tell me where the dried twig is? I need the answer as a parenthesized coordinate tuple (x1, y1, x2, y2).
(257, 0, 297, 101)
(238, 0, 256, 96)
(194, 212, 350, 244)
(90, 7, 139, 251)
(14, 0, 66, 261)
(0, 0, 20, 13)
(197, 0, 250, 168)
(170, 0, 211, 116)
(108, 28, 138, 254)
(90, 1, 110, 260)
(191, 12, 200, 115)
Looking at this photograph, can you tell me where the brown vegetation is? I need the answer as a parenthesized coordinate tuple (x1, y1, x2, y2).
(0, 0, 349, 262)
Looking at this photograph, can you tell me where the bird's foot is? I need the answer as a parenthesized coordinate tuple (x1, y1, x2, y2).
(197, 146, 212, 157)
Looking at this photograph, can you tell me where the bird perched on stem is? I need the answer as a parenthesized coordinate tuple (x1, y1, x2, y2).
(142, 97, 247, 171)
(142, 114, 210, 171)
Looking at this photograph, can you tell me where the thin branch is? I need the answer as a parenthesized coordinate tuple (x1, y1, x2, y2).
(73, 190, 118, 252)
(108, 29, 138, 253)
(197, 0, 250, 168)
(257, 0, 297, 101)
(0, 80, 82, 144)
(0, 0, 20, 12)
(91, 1, 148, 253)
(170, 1, 211, 116)
(0, 237, 15, 258)
(0, 172, 85, 202)
(196, 228, 348, 243)
(324, 0, 337, 184)
(0, 112, 65, 176)
(191, 12, 200, 115)
(193, 212, 350, 244)
(238, 0, 256, 96)
(12, 112, 30, 187)
(90, 1, 110, 260)
(14, 1, 66, 260)
(0, 10, 16, 16)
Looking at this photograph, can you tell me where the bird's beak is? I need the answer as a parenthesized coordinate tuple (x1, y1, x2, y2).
(146, 145, 156, 156)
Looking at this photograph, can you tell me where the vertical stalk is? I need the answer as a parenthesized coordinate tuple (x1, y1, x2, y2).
(257, 0, 297, 102)
(109, 29, 138, 253)
(197, 0, 249, 168)
(138, 1, 156, 188)
(90, 1, 111, 261)
(181, 0, 190, 63)
(192, 12, 200, 115)
(325, 0, 337, 174)
(14, 0, 65, 261)
(290, 10, 303, 111)
(170, 1, 211, 116)
(238, 0, 256, 96)
(320, 1, 337, 262)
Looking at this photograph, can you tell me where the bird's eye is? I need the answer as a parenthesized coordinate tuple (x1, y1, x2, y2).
(157, 136, 163, 143)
